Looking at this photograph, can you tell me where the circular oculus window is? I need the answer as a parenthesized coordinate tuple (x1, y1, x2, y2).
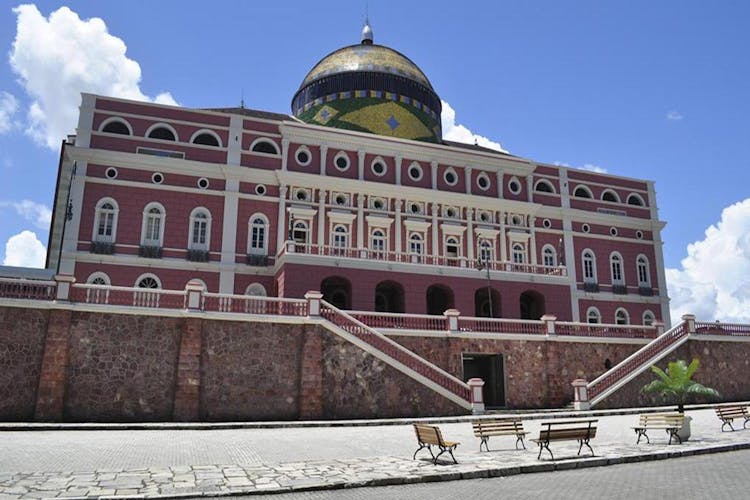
(582, 223, 591, 233)
(636, 230, 644, 240)
(197, 178, 209, 189)
(372, 199, 384, 210)
(371, 159, 387, 176)
(444, 169, 457, 186)
(508, 178, 522, 195)
(296, 190, 308, 201)
(476, 173, 490, 191)
(610, 227, 618, 237)
(151, 172, 164, 184)
(543, 218, 552, 228)
(105, 167, 118, 179)
(295, 148, 311, 166)
(335, 194, 347, 205)
(408, 163, 423, 181)
(334, 154, 349, 171)
(410, 203, 421, 214)
(255, 184, 267, 196)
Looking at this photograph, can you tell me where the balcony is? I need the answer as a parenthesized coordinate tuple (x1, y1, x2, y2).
(612, 284, 628, 295)
(246, 254, 270, 266)
(90, 241, 114, 255)
(583, 282, 600, 293)
(139, 245, 163, 259)
(187, 249, 210, 262)
(639, 286, 654, 297)
(277, 241, 568, 278)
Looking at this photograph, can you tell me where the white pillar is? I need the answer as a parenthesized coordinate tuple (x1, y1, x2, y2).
(430, 161, 438, 190)
(317, 190, 326, 247)
(227, 115, 243, 166)
(219, 178, 240, 294)
(395, 200, 403, 253)
(358, 150, 366, 180)
(466, 208, 475, 262)
(280, 139, 290, 171)
(276, 185, 288, 252)
(465, 166, 473, 195)
(431, 203, 439, 258)
(530, 217, 537, 265)
(395, 155, 402, 186)
(319, 144, 328, 176)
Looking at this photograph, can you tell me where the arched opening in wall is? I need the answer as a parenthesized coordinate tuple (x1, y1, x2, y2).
(519, 290, 545, 320)
(321, 276, 351, 310)
(374, 281, 405, 313)
(474, 287, 501, 318)
(426, 284, 454, 315)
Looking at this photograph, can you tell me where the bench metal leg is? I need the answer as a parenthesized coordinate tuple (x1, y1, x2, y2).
(634, 428, 649, 444)
(667, 429, 682, 445)
(720, 419, 734, 432)
(537, 441, 553, 460)
(744, 416, 750, 430)
(577, 438, 594, 457)
(413, 443, 435, 461)
(516, 435, 526, 450)
(434, 445, 458, 465)
(479, 436, 489, 452)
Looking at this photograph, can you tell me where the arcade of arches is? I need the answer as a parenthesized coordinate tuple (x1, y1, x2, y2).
(319, 276, 546, 319)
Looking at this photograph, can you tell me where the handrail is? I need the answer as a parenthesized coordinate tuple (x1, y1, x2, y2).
(348, 310, 446, 331)
(0, 277, 56, 300)
(70, 284, 186, 309)
(555, 322, 656, 339)
(695, 321, 750, 336)
(203, 292, 307, 316)
(458, 316, 546, 335)
(320, 300, 470, 400)
(587, 322, 687, 400)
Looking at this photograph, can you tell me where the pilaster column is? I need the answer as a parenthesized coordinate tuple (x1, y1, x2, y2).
(317, 190, 326, 247)
(530, 217, 537, 265)
(395, 199, 403, 253)
(430, 161, 438, 190)
(431, 203, 439, 258)
(465, 166, 473, 195)
(281, 139, 290, 171)
(219, 178, 240, 293)
(227, 115, 243, 166)
(357, 194, 365, 249)
(276, 185, 288, 252)
(319, 144, 328, 176)
(499, 212, 507, 261)
(467, 208, 475, 261)
(395, 155, 403, 185)
(496, 171, 504, 199)
(526, 175, 534, 202)
(358, 150, 366, 180)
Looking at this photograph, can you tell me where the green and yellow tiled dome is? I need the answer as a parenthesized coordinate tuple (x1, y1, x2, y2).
(292, 23, 443, 143)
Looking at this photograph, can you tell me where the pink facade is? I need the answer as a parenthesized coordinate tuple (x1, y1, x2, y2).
(47, 93, 670, 326)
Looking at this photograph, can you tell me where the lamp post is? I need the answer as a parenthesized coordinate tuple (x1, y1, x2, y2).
(476, 238, 494, 318)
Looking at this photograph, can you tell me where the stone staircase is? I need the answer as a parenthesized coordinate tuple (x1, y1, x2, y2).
(318, 299, 472, 410)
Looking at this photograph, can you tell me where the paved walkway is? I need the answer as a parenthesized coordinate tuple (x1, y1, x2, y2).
(1, 408, 749, 498)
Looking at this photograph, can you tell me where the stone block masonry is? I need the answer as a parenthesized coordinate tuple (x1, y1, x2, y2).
(0, 303, 749, 422)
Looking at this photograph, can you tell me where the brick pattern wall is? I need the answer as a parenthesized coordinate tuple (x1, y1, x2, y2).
(34, 309, 72, 421)
(173, 317, 202, 421)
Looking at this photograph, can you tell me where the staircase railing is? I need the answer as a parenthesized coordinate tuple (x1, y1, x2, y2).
(587, 321, 688, 406)
(319, 300, 471, 405)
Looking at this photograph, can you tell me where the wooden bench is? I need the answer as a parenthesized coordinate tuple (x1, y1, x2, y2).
(531, 419, 597, 460)
(715, 404, 750, 432)
(412, 424, 460, 465)
(472, 418, 527, 451)
(632, 412, 684, 445)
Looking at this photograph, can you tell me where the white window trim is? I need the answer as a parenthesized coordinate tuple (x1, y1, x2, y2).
(534, 179, 556, 194)
(249, 138, 280, 155)
(541, 244, 557, 267)
(637, 254, 651, 286)
(610, 251, 625, 285)
(248, 213, 270, 255)
(476, 172, 491, 191)
(92, 197, 119, 243)
(573, 184, 594, 199)
(135, 273, 162, 288)
(582, 249, 597, 283)
(444, 167, 459, 186)
(370, 156, 388, 177)
(601, 189, 621, 203)
(444, 235, 462, 258)
(512, 242, 527, 264)
(99, 116, 133, 135)
(642, 310, 656, 326)
(245, 283, 267, 296)
(508, 176, 522, 195)
(407, 161, 423, 181)
(627, 193, 646, 206)
(189, 129, 223, 147)
(145, 122, 179, 141)
(333, 151, 351, 171)
(140, 202, 166, 247)
(330, 224, 350, 248)
(188, 207, 212, 251)
(615, 307, 630, 325)
(295, 145, 312, 166)
(586, 306, 601, 324)
(86, 272, 111, 285)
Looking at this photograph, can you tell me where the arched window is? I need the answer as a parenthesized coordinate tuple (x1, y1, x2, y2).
(627, 193, 645, 206)
(610, 252, 624, 285)
(478, 239, 493, 263)
(643, 310, 655, 326)
(586, 307, 601, 324)
(146, 124, 177, 141)
(582, 250, 597, 283)
(573, 185, 593, 199)
(93, 198, 118, 243)
(409, 233, 424, 260)
(331, 225, 349, 252)
(190, 130, 222, 147)
(371, 229, 386, 258)
(512, 243, 526, 264)
(542, 245, 557, 267)
(85, 272, 111, 303)
(135, 274, 161, 289)
(615, 308, 630, 325)
(189, 208, 211, 251)
(534, 179, 555, 194)
(250, 139, 279, 154)
(445, 236, 460, 262)
(637, 255, 651, 286)
(292, 220, 309, 246)
(141, 203, 165, 247)
(601, 189, 620, 203)
(245, 283, 267, 296)
(248, 214, 268, 255)
(100, 117, 132, 135)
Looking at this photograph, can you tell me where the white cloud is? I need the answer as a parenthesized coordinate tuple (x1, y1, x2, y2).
(0, 91, 18, 134)
(441, 100, 506, 152)
(0, 200, 52, 229)
(666, 198, 750, 322)
(666, 110, 683, 121)
(3, 230, 46, 268)
(9, 5, 177, 150)
(581, 164, 608, 174)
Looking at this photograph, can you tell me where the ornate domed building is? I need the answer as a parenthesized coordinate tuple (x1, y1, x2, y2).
(292, 22, 443, 143)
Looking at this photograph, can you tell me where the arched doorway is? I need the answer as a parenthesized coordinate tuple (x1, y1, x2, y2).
(375, 281, 405, 313)
(520, 290, 545, 320)
(426, 284, 454, 315)
(474, 287, 501, 317)
(321, 276, 351, 309)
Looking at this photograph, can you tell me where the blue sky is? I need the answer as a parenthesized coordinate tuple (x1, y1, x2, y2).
(0, 1, 748, 321)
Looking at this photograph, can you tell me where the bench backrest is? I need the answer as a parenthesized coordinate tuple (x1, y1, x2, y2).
(414, 424, 445, 446)
(537, 419, 597, 440)
(638, 413, 684, 427)
(471, 418, 524, 436)
(715, 405, 749, 418)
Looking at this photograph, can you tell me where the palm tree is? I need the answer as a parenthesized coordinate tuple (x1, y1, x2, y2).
(642, 358, 720, 413)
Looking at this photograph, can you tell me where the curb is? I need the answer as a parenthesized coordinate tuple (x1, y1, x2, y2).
(58, 440, 750, 499)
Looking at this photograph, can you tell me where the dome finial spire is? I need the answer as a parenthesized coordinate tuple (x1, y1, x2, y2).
(361, 11, 373, 45)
